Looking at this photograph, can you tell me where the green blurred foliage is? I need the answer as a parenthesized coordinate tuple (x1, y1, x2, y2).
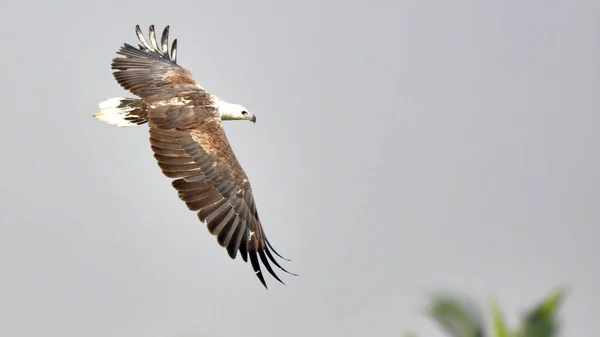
(514, 289, 563, 337)
(407, 288, 564, 337)
(428, 292, 485, 337)
(489, 297, 510, 337)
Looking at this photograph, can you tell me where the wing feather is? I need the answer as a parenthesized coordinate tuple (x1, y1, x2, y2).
(160, 26, 170, 57)
(148, 25, 160, 53)
(229, 219, 247, 259)
(170, 39, 178, 63)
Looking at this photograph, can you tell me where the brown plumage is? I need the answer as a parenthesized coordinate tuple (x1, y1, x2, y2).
(94, 25, 295, 288)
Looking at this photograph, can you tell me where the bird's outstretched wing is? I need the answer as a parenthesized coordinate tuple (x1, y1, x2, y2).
(149, 121, 296, 288)
(111, 25, 203, 102)
(109, 25, 295, 288)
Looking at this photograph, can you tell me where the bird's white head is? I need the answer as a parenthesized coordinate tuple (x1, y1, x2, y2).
(214, 99, 256, 123)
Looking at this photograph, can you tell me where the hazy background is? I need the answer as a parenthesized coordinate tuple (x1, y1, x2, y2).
(0, 1, 598, 337)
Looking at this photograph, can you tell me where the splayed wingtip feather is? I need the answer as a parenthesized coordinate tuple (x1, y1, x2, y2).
(171, 39, 178, 63)
(148, 25, 160, 53)
(161, 26, 170, 57)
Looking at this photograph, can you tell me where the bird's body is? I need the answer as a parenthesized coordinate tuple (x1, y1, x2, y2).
(93, 25, 294, 288)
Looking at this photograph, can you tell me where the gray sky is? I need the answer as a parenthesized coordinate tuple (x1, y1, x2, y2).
(0, 1, 598, 337)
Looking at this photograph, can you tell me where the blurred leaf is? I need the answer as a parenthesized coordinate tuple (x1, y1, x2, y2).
(427, 292, 486, 337)
(515, 288, 564, 337)
(536, 288, 563, 318)
(489, 297, 511, 337)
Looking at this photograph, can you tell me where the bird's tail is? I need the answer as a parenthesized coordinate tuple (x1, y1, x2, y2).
(93, 97, 149, 127)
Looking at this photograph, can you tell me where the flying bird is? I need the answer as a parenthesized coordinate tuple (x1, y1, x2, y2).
(93, 25, 295, 288)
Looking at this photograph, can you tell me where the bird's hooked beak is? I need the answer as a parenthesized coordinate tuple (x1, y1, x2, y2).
(250, 115, 256, 123)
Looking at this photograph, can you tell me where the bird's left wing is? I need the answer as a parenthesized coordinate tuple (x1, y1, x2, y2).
(149, 111, 295, 288)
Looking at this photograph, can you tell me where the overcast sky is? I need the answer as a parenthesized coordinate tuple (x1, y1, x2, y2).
(0, 1, 598, 337)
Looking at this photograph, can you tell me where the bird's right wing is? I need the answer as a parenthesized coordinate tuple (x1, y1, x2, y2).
(110, 25, 203, 102)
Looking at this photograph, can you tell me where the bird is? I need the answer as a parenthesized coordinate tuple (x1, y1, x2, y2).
(93, 25, 295, 289)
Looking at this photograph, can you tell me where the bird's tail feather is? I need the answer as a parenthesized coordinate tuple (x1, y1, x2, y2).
(93, 97, 149, 127)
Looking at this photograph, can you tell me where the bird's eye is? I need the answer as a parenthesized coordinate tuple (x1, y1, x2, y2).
(241, 111, 248, 115)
